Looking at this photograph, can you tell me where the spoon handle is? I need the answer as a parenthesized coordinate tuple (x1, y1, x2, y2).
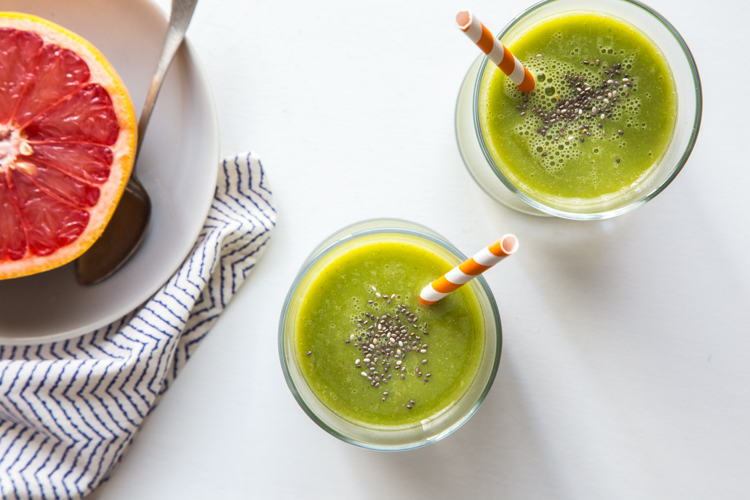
(136, 0, 199, 159)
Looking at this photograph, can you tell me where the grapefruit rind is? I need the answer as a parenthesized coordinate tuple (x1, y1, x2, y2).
(0, 13, 136, 280)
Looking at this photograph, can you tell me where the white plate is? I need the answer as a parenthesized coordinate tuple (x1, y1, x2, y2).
(0, 0, 219, 344)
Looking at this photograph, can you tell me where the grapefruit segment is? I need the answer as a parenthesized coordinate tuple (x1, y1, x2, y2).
(0, 12, 136, 280)
(0, 28, 43, 122)
(19, 159, 101, 207)
(29, 142, 113, 184)
(9, 167, 89, 256)
(25, 83, 120, 144)
(14, 43, 91, 127)
(0, 176, 26, 261)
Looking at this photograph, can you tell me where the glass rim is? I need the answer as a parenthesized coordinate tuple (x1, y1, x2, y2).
(472, 0, 703, 220)
(278, 219, 503, 451)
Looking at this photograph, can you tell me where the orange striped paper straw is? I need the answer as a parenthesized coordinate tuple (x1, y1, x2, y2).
(419, 234, 519, 305)
(456, 10, 535, 92)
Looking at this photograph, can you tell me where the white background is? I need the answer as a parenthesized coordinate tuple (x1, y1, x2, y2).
(95, 0, 749, 498)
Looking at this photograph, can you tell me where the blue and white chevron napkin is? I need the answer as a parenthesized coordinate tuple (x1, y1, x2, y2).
(0, 152, 276, 500)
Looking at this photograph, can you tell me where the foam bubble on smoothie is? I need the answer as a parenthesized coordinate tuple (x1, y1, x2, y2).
(502, 52, 641, 174)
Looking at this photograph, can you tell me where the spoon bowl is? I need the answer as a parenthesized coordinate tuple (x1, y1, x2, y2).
(75, 176, 151, 285)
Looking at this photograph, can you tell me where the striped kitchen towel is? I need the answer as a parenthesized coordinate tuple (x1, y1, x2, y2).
(0, 152, 276, 500)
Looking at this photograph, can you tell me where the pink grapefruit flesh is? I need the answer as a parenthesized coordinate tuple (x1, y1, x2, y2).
(0, 13, 136, 280)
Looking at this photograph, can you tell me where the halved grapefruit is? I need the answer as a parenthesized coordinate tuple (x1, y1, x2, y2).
(0, 12, 136, 280)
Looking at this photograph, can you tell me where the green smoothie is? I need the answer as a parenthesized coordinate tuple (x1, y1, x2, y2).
(293, 233, 485, 428)
(478, 12, 677, 208)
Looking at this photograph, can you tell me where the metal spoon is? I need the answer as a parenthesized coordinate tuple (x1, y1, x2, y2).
(76, 0, 199, 285)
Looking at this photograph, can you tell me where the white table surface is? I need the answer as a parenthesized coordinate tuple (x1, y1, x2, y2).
(93, 0, 749, 498)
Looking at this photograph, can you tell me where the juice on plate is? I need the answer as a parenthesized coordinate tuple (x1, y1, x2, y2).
(280, 221, 501, 449)
(478, 11, 677, 209)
